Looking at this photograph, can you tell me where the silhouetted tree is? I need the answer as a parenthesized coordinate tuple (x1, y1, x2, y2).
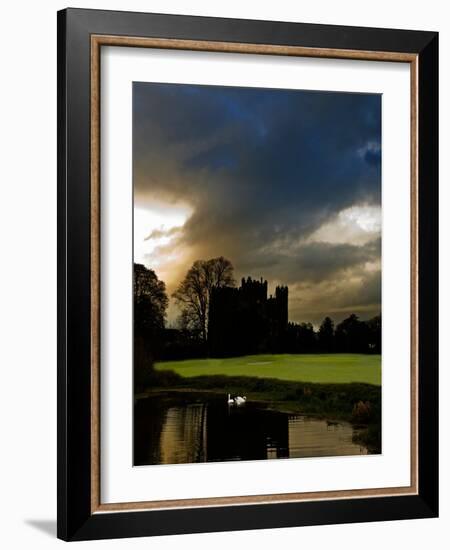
(173, 257, 235, 341)
(133, 263, 168, 390)
(335, 314, 369, 353)
(286, 322, 317, 353)
(134, 263, 168, 334)
(367, 314, 382, 353)
(134, 335, 156, 391)
(318, 316, 334, 352)
(297, 322, 317, 352)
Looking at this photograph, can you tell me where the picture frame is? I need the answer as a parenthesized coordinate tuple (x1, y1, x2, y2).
(57, 7, 438, 541)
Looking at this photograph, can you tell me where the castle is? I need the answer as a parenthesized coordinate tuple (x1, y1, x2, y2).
(208, 277, 288, 357)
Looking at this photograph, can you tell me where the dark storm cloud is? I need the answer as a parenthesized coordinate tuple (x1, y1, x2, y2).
(288, 267, 382, 327)
(233, 238, 381, 291)
(133, 82, 381, 323)
(134, 83, 381, 225)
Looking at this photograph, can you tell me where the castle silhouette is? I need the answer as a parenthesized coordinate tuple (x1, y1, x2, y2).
(208, 276, 288, 357)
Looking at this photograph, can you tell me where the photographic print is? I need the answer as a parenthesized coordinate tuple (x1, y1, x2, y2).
(133, 82, 382, 466)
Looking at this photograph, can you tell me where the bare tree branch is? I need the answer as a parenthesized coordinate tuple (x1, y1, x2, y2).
(173, 257, 235, 340)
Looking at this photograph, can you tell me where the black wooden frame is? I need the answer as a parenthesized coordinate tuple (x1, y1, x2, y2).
(57, 8, 438, 541)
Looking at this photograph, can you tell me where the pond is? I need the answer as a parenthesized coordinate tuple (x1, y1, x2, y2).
(134, 392, 368, 466)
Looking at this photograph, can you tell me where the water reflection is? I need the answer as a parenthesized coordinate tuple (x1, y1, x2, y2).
(159, 404, 207, 464)
(134, 393, 367, 466)
(288, 416, 367, 458)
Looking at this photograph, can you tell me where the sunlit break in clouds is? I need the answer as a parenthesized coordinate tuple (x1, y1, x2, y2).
(133, 82, 381, 326)
(134, 203, 192, 287)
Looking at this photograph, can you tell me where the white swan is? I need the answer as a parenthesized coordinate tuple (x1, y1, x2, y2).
(234, 396, 247, 405)
(227, 393, 234, 405)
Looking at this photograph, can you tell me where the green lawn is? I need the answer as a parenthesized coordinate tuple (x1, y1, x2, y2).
(155, 354, 381, 386)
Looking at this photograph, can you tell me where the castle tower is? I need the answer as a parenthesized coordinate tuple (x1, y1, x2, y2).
(208, 276, 288, 357)
(241, 276, 268, 303)
(275, 285, 288, 329)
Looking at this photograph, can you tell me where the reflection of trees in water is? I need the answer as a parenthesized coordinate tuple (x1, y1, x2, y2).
(134, 396, 369, 466)
(135, 397, 290, 465)
(158, 404, 207, 464)
(134, 398, 167, 465)
(206, 405, 289, 462)
(134, 398, 208, 465)
(287, 416, 368, 458)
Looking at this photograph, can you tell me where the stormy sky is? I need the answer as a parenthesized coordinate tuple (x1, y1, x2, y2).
(133, 82, 381, 326)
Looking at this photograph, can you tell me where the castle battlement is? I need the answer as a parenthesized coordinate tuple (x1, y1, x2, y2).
(208, 276, 288, 357)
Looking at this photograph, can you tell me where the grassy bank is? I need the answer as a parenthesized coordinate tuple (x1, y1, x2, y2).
(155, 353, 381, 386)
(145, 354, 381, 453)
(147, 374, 378, 420)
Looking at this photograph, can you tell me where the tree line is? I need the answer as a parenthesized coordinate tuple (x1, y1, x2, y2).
(134, 258, 381, 364)
(285, 314, 381, 354)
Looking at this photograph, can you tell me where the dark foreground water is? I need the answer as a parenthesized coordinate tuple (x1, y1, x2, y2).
(134, 393, 368, 466)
